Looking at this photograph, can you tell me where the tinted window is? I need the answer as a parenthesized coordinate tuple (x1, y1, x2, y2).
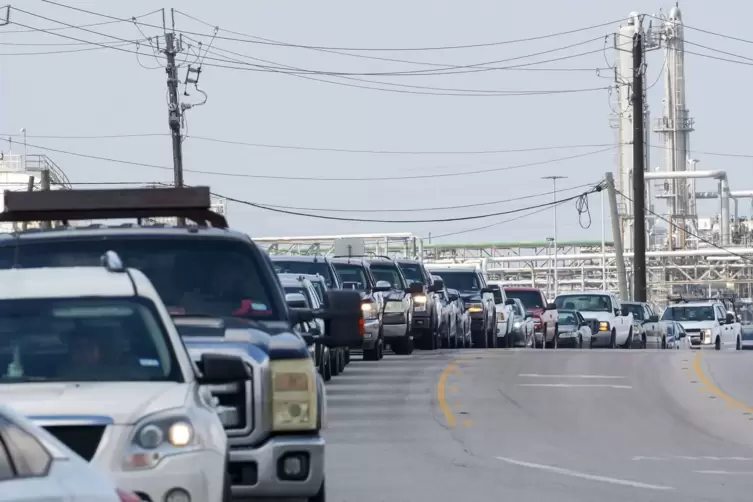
(438, 272, 480, 292)
(272, 260, 335, 288)
(623, 304, 645, 320)
(661, 306, 715, 322)
(0, 418, 51, 477)
(555, 295, 612, 312)
(370, 263, 405, 289)
(0, 238, 278, 320)
(333, 264, 369, 291)
(505, 290, 545, 309)
(0, 297, 181, 383)
(397, 264, 425, 285)
(310, 282, 325, 303)
(491, 290, 504, 304)
(558, 312, 578, 325)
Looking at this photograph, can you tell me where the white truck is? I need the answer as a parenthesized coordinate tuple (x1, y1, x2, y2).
(661, 300, 742, 350)
(487, 283, 515, 346)
(554, 291, 634, 348)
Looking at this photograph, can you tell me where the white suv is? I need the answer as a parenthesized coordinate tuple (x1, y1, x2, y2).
(0, 251, 249, 502)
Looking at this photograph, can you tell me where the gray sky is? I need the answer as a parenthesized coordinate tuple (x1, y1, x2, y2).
(0, 0, 749, 243)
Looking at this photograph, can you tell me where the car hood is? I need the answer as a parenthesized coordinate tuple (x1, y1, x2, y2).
(677, 320, 717, 330)
(460, 292, 482, 302)
(6, 382, 190, 426)
(580, 311, 613, 322)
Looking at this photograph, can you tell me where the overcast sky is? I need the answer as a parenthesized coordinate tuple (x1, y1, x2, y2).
(0, 0, 749, 243)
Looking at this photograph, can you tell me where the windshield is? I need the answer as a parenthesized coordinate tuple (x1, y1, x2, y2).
(272, 260, 335, 288)
(623, 304, 645, 320)
(439, 272, 480, 292)
(398, 263, 425, 286)
(558, 311, 578, 325)
(0, 238, 278, 320)
(284, 286, 311, 307)
(333, 264, 369, 291)
(310, 282, 325, 303)
(555, 295, 612, 312)
(661, 306, 715, 322)
(370, 264, 405, 289)
(505, 290, 544, 309)
(0, 297, 181, 383)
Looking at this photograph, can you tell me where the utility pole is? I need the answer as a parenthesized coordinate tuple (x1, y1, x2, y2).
(632, 31, 647, 302)
(606, 172, 629, 299)
(542, 175, 566, 296)
(163, 29, 185, 225)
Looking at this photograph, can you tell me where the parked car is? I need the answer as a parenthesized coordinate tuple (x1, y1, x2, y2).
(554, 291, 633, 348)
(555, 309, 593, 348)
(661, 300, 742, 350)
(395, 259, 443, 350)
(447, 288, 472, 348)
(622, 301, 654, 348)
(295, 273, 351, 366)
(504, 287, 558, 348)
(509, 298, 534, 348)
(431, 275, 459, 348)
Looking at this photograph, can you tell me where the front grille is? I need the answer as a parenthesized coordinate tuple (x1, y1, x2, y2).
(43, 425, 105, 461)
(685, 328, 701, 333)
(196, 361, 252, 433)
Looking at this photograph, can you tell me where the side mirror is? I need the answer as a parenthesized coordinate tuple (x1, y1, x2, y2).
(726, 312, 735, 324)
(525, 312, 533, 319)
(504, 299, 515, 306)
(545, 303, 556, 310)
(678, 331, 687, 338)
(372, 281, 392, 292)
(647, 315, 659, 323)
(448, 294, 459, 302)
(407, 282, 424, 294)
(432, 279, 445, 291)
(197, 353, 249, 384)
(286, 292, 308, 309)
(320, 290, 363, 347)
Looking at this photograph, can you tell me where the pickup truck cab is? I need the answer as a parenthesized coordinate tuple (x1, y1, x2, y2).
(554, 291, 633, 348)
(426, 266, 497, 348)
(0, 186, 363, 502)
(504, 287, 557, 348)
(661, 300, 742, 350)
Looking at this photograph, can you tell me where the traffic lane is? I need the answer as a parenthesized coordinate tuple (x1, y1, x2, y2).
(324, 349, 635, 502)
(693, 350, 753, 417)
(441, 349, 753, 501)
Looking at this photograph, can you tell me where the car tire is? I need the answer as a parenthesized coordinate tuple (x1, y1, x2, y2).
(737, 336, 742, 351)
(309, 479, 325, 502)
(330, 352, 340, 377)
(641, 335, 647, 349)
(610, 331, 617, 349)
(715, 336, 721, 351)
(661, 336, 667, 350)
(577, 334, 583, 349)
(338, 350, 346, 373)
(378, 339, 385, 359)
(393, 337, 414, 355)
(222, 456, 232, 502)
(324, 354, 332, 381)
(363, 343, 379, 361)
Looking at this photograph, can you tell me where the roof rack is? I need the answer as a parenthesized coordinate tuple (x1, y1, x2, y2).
(0, 186, 228, 228)
(332, 254, 393, 261)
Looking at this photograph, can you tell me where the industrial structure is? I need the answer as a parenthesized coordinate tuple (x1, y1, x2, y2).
(255, 6, 753, 306)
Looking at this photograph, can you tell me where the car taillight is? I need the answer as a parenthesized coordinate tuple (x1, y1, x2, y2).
(117, 489, 142, 502)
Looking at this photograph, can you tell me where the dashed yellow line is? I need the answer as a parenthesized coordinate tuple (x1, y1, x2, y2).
(693, 352, 753, 413)
(437, 362, 460, 427)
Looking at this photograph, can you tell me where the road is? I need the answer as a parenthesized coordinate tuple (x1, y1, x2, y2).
(324, 348, 753, 502)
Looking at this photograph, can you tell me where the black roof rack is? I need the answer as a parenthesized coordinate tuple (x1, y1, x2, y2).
(0, 186, 228, 228)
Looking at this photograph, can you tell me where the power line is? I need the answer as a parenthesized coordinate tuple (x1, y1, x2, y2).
(42, 1, 625, 52)
(0, 8, 162, 33)
(0, 138, 615, 182)
(211, 183, 604, 223)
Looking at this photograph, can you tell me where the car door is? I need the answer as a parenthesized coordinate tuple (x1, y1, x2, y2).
(0, 416, 67, 502)
(576, 312, 592, 342)
(716, 304, 732, 345)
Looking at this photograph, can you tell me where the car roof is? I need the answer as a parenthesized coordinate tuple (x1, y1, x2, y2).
(330, 257, 369, 266)
(558, 291, 611, 297)
(0, 266, 142, 300)
(426, 267, 477, 273)
(269, 255, 330, 263)
(367, 258, 397, 265)
(0, 225, 248, 244)
(672, 301, 718, 306)
(395, 259, 420, 264)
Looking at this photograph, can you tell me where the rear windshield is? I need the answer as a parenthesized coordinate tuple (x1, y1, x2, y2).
(272, 260, 335, 288)
(555, 295, 612, 312)
(0, 297, 182, 383)
(661, 306, 715, 322)
(0, 238, 280, 320)
(505, 290, 544, 309)
(438, 272, 480, 292)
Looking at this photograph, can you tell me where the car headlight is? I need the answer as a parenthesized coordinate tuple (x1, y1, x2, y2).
(271, 359, 318, 432)
(384, 301, 403, 313)
(361, 302, 378, 320)
(513, 321, 522, 328)
(413, 295, 427, 311)
(124, 414, 197, 470)
(599, 321, 610, 331)
(467, 304, 483, 313)
(702, 328, 713, 343)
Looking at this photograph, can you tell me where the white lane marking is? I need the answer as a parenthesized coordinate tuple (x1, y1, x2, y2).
(694, 470, 753, 475)
(495, 456, 674, 491)
(518, 383, 633, 389)
(519, 373, 625, 379)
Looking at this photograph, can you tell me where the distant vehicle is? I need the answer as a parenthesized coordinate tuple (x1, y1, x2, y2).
(366, 257, 415, 355)
(622, 301, 654, 348)
(271, 255, 342, 289)
(487, 284, 515, 346)
(431, 275, 460, 348)
(555, 309, 593, 348)
(447, 288, 472, 348)
(395, 259, 443, 350)
(554, 291, 633, 349)
(509, 298, 534, 348)
(504, 287, 557, 348)
(661, 300, 742, 350)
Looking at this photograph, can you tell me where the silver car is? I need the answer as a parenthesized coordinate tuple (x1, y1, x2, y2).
(509, 298, 534, 347)
(555, 309, 593, 348)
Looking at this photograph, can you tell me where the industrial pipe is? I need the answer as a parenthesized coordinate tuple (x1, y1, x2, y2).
(484, 247, 753, 263)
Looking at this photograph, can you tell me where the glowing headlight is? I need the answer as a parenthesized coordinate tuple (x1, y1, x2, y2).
(702, 328, 713, 344)
(599, 321, 610, 331)
(513, 321, 522, 328)
(168, 422, 193, 446)
(413, 295, 427, 304)
(361, 302, 377, 320)
(271, 359, 318, 432)
(384, 301, 403, 313)
(467, 304, 483, 313)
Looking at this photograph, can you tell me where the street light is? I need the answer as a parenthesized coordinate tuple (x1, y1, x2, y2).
(541, 175, 567, 296)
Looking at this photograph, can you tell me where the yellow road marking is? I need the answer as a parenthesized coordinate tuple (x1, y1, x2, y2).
(449, 385, 458, 392)
(454, 403, 462, 409)
(438, 361, 461, 427)
(693, 353, 753, 413)
(463, 420, 473, 426)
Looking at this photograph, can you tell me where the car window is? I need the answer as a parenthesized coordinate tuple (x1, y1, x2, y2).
(272, 260, 336, 288)
(333, 264, 369, 291)
(0, 238, 278, 320)
(397, 263, 424, 285)
(558, 312, 578, 325)
(437, 272, 480, 292)
(555, 295, 612, 312)
(370, 264, 406, 289)
(0, 434, 13, 481)
(310, 282, 325, 304)
(0, 418, 51, 477)
(623, 304, 645, 320)
(0, 297, 182, 384)
(505, 290, 545, 309)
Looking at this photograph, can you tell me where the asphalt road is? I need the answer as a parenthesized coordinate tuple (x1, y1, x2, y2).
(324, 348, 753, 502)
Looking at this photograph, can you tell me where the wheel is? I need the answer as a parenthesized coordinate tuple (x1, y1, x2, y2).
(610, 330, 617, 349)
(577, 334, 583, 349)
(715, 336, 721, 351)
(337, 350, 345, 373)
(363, 343, 379, 361)
(505, 332, 512, 348)
(641, 335, 647, 349)
(539, 324, 547, 349)
(323, 353, 332, 381)
(377, 340, 385, 359)
(552, 332, 558, 349)
(737, 336, 742, 351)
(344, 348, 351, 365)
(622, 329, 633, 349)
(661, 336, 667, 350)
(308, 479, 325, 502)
(222, 457, 232, 502)
(392, 337, 414, 355)
(330, 351, 340, 377)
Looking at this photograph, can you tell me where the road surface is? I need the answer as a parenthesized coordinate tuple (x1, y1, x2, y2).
(325, 348, 753, 502)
